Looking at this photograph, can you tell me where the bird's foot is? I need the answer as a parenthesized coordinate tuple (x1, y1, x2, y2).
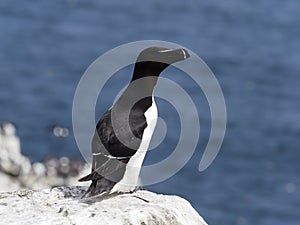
(128, 186, 149, 202)
(129, 186, 145, 194)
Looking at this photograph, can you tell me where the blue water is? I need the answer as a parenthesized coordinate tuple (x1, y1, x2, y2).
(1, 0, 300, 224)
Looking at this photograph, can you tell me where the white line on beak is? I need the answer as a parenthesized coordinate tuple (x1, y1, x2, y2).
(158, 49, 175, 53)
(182, 49, 187, 59)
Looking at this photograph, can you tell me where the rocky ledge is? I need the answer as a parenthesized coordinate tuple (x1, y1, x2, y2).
(0, 186, 208, 225)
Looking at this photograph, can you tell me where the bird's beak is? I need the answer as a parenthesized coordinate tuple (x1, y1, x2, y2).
(158, 48, 190, 62)
(180, 49, 190, 59)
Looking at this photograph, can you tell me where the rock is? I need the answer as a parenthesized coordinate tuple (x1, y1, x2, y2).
(32, 162, 46, 177)
(0, 122, 31, 177)
(0, 187, 208, 225)
(0, 122, 20, 154)
(0, 172, 20, 192)
(0, 122, 89, 192)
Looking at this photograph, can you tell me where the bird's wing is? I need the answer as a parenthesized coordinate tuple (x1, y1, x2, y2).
(94, 109, 147, 157)
(79, 109, 147, 182)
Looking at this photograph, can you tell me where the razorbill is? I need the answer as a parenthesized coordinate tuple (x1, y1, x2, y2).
(79, 46, 190, 197)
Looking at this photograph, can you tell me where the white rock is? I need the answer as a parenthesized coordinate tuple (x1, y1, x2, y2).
(0, 187, 208, 225)
(32, 162, 46, 176)
(0, 123, 31, 177)
(1, 122, 17, 136)
(0, 126, 88, 192)
(0, 172, 20, 192)
(0, 144, 31, 176)
(1, 135, 21, 155)
(0, 122, 20, 154)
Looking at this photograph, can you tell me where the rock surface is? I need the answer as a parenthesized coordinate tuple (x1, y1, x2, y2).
(0, 187, 207, 225)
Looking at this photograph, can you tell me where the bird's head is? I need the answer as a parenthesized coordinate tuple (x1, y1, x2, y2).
(132, 46, 190, 81)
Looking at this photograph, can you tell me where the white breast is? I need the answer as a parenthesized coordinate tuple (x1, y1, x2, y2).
(110, 98, 158, 193)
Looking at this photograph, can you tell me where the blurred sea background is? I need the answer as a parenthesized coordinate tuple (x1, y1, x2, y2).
(0, 0, 299, 224)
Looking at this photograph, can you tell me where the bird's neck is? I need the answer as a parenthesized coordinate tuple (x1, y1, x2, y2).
(131, 61, 168, 83)
(115, 78, 156, 113)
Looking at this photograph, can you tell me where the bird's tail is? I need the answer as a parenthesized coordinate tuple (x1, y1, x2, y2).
(78, 169, 103, 182)
(78, 173, 94, 182)
(78, 173, 116, 198)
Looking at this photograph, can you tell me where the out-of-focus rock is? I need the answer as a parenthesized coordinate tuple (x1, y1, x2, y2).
(0, 121, 88, 192)
(0, 122, 20, 154)
(0, 122, 30, 177)
(0, 172, 20, 192)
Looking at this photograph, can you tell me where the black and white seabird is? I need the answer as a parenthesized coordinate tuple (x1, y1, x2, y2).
(79, 46, 190, 197)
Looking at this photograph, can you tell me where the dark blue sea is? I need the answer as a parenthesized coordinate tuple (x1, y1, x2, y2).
(1, 0, 299, 224)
